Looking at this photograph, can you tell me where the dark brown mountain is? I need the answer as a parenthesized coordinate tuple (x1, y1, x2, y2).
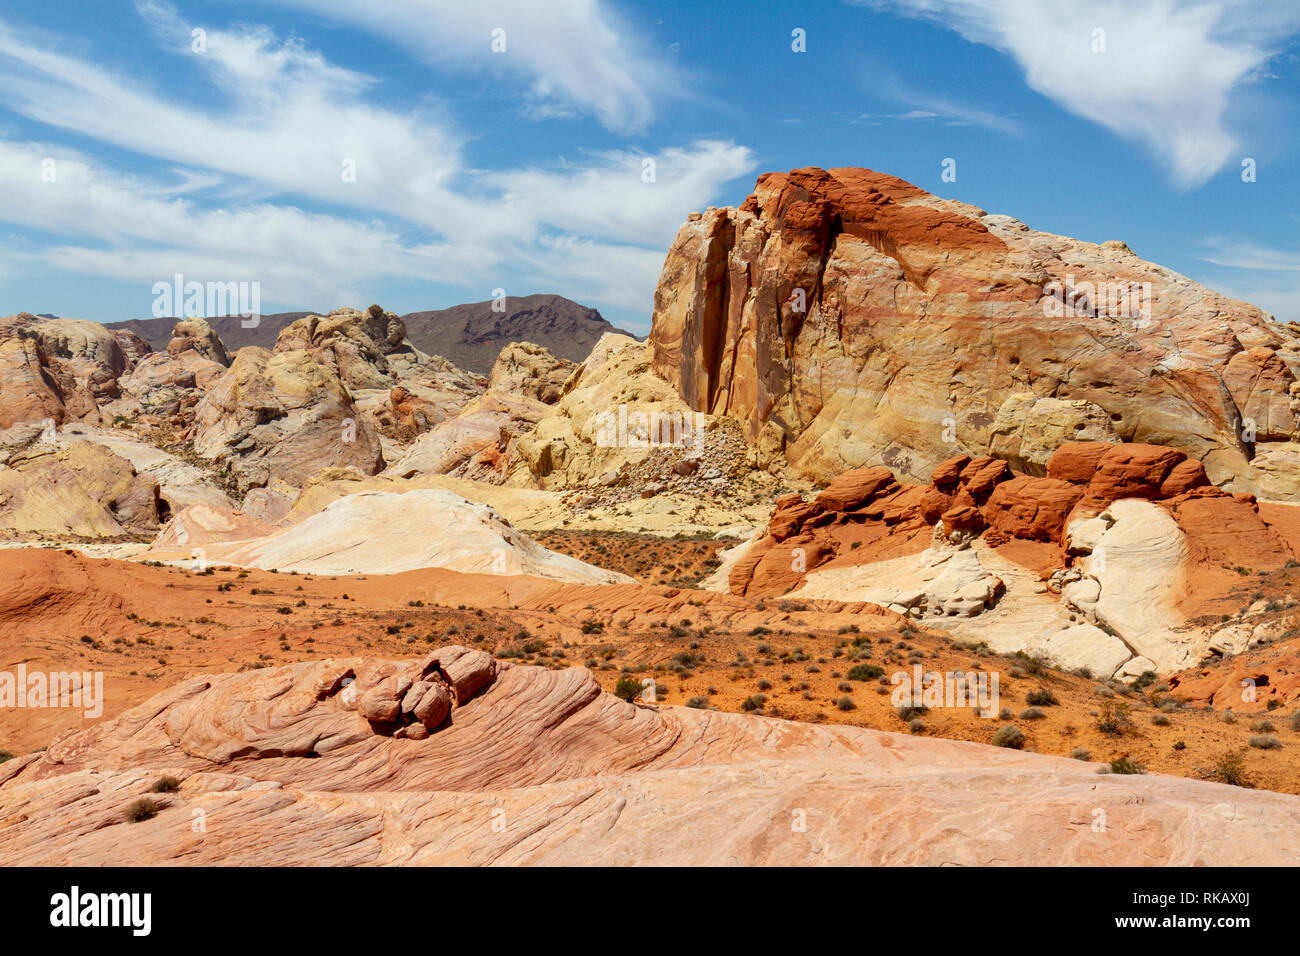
(400, 294, 635, 371)
(106, 294, 632, 372)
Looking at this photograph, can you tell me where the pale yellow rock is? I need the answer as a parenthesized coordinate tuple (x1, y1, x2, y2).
(192, 347, 383, 491)
(988, 393, 1119, 474)
(0, 439, 160, 537)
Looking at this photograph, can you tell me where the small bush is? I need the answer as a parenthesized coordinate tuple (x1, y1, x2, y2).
(1025, 688, 1058, 707)
(1249, 734, 1282, 750)
(1109, 755, 1146, 775)
(1013, 650, 1049, 675)
(150, 775, 180, 793)
(992, 725, 1026, 749)
(1019, 706, 1046, 720)
(613, 676, 643, 701)
(1097, 701, 1134, 737)
(896, 704, 928, 722)
(685, 696, 708, 709)
(1070, 747, 1091, 761)
(124, 798, 159, 823)
(0, 749, 13, 763)
(1211, 749, 1252, 787)
(741, 694, 767, 712)
(907, 718, 925, 734)
(1151, 713, 1171, 726)
(836, 696, 856, 712)
(1250, 719, 1275, 733)
(846, 663, 884, 682)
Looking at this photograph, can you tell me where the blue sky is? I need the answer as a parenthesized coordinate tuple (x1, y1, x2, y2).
(0, 0, 1297, 335)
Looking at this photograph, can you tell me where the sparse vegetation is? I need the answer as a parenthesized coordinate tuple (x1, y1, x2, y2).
(150, 775, 180, 793)
(846, 662, 884, 681)
(124, 798, 159, 823)
(992, 725, 1026, 749)
(1097, 701, 1135, 737)
(1109, 755, 1146, 775)
(613, 676, 643, 701)
(1210, 750, 1253, 787)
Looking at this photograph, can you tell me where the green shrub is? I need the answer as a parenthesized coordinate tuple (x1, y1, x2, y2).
(685, 696, 708, 709)
(836, 696, 856, 711)
(1025, 688, 1058, 706)
(741, 694, 767, 712)
(846, 663, 884, 682)
(613, 676, 643, 701)
(1109, 755, 1146, 774)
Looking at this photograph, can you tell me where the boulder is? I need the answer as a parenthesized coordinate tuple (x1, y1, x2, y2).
(191, 347, 384, 491)
(0, 440, 161, 537)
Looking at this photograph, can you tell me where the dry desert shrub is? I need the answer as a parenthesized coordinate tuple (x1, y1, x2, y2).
(992, 725, 1025, 749)
(124, 798, 159, 823)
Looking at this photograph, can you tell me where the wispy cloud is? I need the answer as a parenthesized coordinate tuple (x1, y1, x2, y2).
(853, 0, 1300, 187)
(874, 76, 1023, 135)
(1201, 236, 1300, 272)
(1197, 236, 1300, 322)
(257, 0, 680, 132)
(0, 8, 753, 321)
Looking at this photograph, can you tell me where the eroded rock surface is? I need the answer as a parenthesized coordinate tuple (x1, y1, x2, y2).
(3, 650, 1297, 866)
(648, 167, 1299, 492)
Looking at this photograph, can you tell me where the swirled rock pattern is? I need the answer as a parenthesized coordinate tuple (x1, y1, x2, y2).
(2, 649, 1298, 865)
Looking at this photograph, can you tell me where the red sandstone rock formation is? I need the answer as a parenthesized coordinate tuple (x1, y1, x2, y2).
(649, 167, 1300, 495)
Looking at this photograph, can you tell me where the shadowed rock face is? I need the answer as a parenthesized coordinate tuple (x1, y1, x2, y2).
(2, 647, 1298, 866)
(649, 166, 1300, 493)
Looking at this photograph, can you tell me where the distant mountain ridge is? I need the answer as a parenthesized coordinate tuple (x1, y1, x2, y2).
(105, 294, 633, 372)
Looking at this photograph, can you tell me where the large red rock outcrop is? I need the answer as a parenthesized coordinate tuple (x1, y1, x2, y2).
(649, 167, 1300, 493)
(727, 441, 1294, 598)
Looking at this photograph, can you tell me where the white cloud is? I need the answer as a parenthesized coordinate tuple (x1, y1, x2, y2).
(854, 0, 1300, 186)
(0, 11, 752, 322)
(1200, 236, 1300, 272)
(487, 141, 756, 245)
(260, 0, 678, 132)
(1197, 237, 1300, 322)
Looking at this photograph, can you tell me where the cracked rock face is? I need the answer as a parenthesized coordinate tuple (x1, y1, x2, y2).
(648, 166, 1300, 492)
(5, 648, 1300, 865)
